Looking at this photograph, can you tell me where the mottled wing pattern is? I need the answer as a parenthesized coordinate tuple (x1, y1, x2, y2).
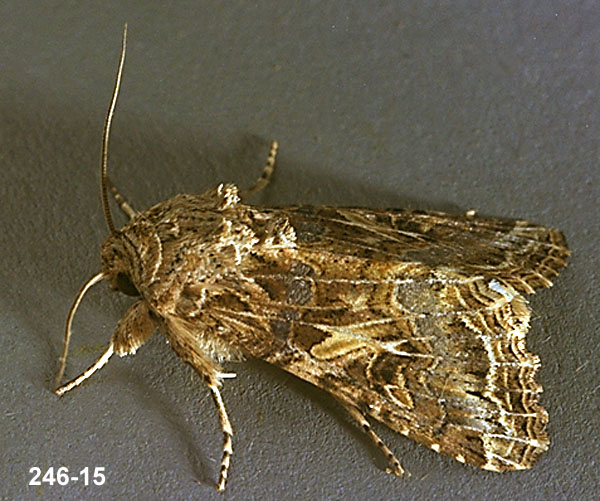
(277, 206, 568, 294)
(182, 206, 569, 472)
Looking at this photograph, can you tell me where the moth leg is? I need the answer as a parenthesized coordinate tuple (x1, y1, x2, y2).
(341, 401, 406, 477)
(165, 324, 235, 491)
(242, 140, 278, 196)
(107, 176, 138, 219)
(208, 382, 234, 492)
(55, 300, 155, 396)
(111, 300, 156, 356)
(55, 343, 115, 396)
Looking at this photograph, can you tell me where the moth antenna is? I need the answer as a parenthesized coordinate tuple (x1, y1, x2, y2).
(242, 140, 279, 197)
(54, 272, 105, 389)
(101, 24, 128, 234)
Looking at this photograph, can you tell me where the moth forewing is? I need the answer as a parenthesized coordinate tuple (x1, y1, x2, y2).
(55, 26, 569, 492)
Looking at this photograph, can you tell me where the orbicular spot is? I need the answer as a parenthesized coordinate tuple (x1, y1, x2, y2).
(289, 262, 314, 277)
(286, 278, 313, 305)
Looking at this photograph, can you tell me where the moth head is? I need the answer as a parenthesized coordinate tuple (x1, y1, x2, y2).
(100, 218, 162, 297)
(100, 232, 138, 296)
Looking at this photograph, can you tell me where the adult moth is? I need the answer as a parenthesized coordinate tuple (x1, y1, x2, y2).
(55, 26, 570, 492)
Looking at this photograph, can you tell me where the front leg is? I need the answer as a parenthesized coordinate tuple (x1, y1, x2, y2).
(55, 300, 155, 395)
(112, 300, 156, 356)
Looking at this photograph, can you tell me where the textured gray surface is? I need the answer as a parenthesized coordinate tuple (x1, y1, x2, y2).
(1, 2, 598, 500)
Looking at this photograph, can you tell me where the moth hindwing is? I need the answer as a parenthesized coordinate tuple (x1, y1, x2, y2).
(55, 27, 569, 491)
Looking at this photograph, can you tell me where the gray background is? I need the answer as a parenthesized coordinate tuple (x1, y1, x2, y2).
(1, 1, 598, 500)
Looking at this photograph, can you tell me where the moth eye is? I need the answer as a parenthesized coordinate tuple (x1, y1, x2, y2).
(115, 272, 139, 296)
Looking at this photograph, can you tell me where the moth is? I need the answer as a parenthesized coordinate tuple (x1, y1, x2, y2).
(55, 26, 570, 492)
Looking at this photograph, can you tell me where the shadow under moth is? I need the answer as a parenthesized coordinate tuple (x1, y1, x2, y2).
(54, 26, 570, 492)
